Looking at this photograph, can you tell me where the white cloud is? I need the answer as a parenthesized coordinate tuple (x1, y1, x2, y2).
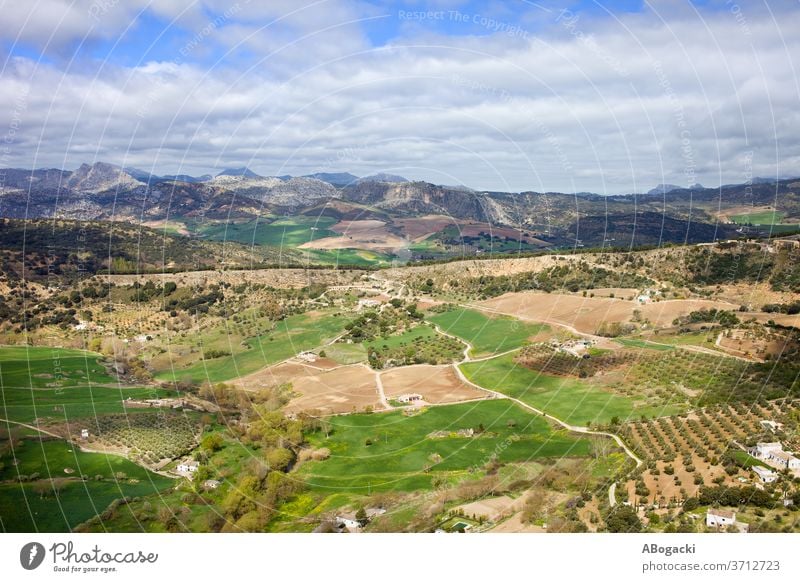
(0, 1, 798, 192)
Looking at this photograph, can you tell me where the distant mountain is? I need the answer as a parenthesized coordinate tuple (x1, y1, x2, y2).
(342, 180, 493, 221)
(0, 160, 795, 251)
(647, 183, 703, 195)
(303, 172, 359, 187)
(216, 167, 261, 178)
(66, 162, 143, 193)
(162, 174, 212, 183)
(124, 167, 161, 183)
(357, 173, 408, 184)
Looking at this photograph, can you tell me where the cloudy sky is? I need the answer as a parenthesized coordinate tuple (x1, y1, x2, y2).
(0, 0, 798, 193)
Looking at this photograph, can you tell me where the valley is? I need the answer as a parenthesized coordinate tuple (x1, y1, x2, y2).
(2, 228, 800, 534)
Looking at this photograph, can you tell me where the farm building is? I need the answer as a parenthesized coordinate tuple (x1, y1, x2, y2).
(706, 508, 737, 529)
(357, 298, 381, 310)
(177, 459, 199, 473)
(752, 466, 778, 484)
(335, 508, 386, 532)
(203, 479, 221, 490)
(297, 351, 318, 363)
(749, 442, 800, 471)
(396, 393, 423, 404)
(80, 429, 89, 440)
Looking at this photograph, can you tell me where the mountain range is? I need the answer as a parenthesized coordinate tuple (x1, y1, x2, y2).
(1, 161, 798, 249)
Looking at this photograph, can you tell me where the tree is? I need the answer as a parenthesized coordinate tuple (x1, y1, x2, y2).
(355, 507, 368, 526)
(200, 432, 224, 452)
(605, 505, 642, 533)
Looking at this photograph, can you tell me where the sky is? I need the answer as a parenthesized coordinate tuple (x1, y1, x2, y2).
(0, 0, 799, 194)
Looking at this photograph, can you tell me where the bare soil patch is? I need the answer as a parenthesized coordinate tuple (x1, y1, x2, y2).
(455, 495, 525, 522)
(393, 215, 458, 241)
(478, 292, 740, 336)
(381, 365, 486, 404)
(300, 220, 406, 251)
(488, 512, 546, 533)
(285, 364, 380, 415)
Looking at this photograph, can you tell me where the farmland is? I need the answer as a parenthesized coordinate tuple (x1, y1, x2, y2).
(298, 399, 592, 494)
(0, 346, 118, 388)
(0, 346, 174, 424)
(460, 353, 653, 426)
(363, 325, 465, 369)
(153, 310, 350, 383)
(0, 435, 173, 532)
(428, 307, 550, 356)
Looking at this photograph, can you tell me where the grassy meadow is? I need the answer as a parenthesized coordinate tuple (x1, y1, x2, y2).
(428, 307, 549, 357)
(299, 399, 591, 494)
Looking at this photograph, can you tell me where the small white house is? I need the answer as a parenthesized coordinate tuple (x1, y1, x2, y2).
(177, 459, 199, 473)
(80, 429, 89, 440)
(753, 466, 778, 484)
(357, 298, 381, 310)
(203, 479, 221, 490)
(396, 393, 423, 404)
(335, 514, 362, 530)
(706, 508, 736, 528)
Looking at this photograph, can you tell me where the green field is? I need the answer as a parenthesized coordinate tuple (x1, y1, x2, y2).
(192, 216, 339, 247)
(303, 248, 394, 267)
(362, 324, 440, 351)
(729, 210, 785, 225)
(460, 353, 660, 426)
(155, 311, 350, 383)
(428, 307, 548, 356)
(0, 385, 173, 424)
(0, 437, 173, 532)
(322, 343, 367, 364)
(0, 346, 117, 388)
(299, 399, 591, 493)
(0, 346, 173, 424)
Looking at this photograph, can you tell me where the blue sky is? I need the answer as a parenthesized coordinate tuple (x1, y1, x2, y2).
(1, 0, 798, 193)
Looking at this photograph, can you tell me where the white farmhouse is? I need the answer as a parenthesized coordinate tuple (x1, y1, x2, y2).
(177, 459, 199, 473)
(752, 466, 778, 484)
(396, 393, 422, 404)
(750, 442, 800, 471)
(706, 508, 736, 529)
(335, 514, 362, 531)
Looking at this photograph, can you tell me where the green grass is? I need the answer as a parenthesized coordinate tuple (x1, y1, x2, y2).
(363, 324, 439, 351)
(0, 346, 173, 424)
(192, 216, 339, 247)
(0, 346, 117, 388)
(154, 311, 350, 383)
(0, 385, 174, 424)
(460, 353, 654, 426)
(299, 399, 591, 494)
(322, 343, 367, 364)
(303, 248, 394, 267)
(0, 438, 173, 532)
(730, 210, 785, 225)
(730, 450, 771, 470)
(428, 308, 548, 357)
